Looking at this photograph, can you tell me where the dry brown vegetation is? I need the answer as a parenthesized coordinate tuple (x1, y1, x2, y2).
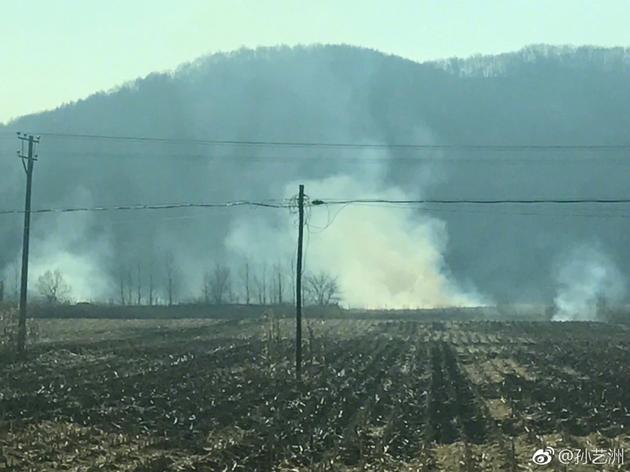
(0, 317, 629, 470)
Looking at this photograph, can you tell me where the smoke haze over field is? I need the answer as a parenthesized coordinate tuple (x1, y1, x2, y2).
(552, 245, 626, 321)
(1, 45, 630, 310)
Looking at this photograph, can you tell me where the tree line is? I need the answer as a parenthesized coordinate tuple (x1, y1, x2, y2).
(6, 256, 341, 307)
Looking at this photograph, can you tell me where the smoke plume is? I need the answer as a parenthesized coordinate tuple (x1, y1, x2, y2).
(552, 245, 626, 321)
(226, 153, 486, 308)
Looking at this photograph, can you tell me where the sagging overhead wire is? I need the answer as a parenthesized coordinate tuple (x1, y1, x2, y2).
(342, 202, 630, 220)
(2, 197, 630, 218)
(3, 197, 630, 216)
(10, 150, 630, 164)
(3, 131, 630, 152)
(305, 198, 630, 220)
(310, 198, 630, 206)
(0, 200, 290, 216)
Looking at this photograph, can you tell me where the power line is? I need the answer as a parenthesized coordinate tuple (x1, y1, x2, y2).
(3, 197, 630, 218)
(5, 131, 630, 151)
(0, 200, 290, 216)
(6, 149, 630, 163)
(312, 198, 630, 206)
(344, 202, 630, 219)
(306, 197, 630, 220)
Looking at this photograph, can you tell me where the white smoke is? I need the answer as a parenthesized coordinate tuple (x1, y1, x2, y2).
(226, 153, 486, 308)
(29, 248, 113, 302)
(27, 189, 114, 302)
(552, 245, 626, 321)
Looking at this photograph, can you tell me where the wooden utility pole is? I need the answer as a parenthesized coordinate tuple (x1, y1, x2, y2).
(295, 184, 305, 380)
(16, 133, 39, 356)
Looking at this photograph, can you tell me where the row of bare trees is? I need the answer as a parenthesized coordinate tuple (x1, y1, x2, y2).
(200, 261, 340, 306)
(30, 256, 340, 306)
(117, 260, 168, 306)
(201, 262, 285, 305)
(237, 260, 292, 305)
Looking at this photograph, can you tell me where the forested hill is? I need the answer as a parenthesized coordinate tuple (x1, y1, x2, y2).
(4, 44, 630, 143)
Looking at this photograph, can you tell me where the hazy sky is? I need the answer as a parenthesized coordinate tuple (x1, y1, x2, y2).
(2, 0, 630, 123)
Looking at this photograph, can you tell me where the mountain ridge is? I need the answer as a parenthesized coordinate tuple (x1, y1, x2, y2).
(4, 43, 630, 129)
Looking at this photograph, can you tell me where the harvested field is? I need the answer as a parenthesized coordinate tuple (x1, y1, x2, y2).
(1, 317, 629, 471)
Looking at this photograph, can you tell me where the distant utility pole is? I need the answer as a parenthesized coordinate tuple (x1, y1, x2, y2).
(16, 132, 39, 356)
(295, 184, 305, 381)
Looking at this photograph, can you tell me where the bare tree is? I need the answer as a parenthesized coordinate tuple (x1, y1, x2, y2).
(305, 272, 340, 306)
(148, 273, 154, 305)
(202, 272, 211, 304)
(277, 270, 283, 304)
(254, 263, 268, 305)
(273, 262, 284, 304)
(136, 263, 142, 305)
(118, 265, 127, 305)
(126, 269, 133, 306)
(165, 253, 177, 306)
(206, 264, 231, 304)
(288, 255, 296, 305)
(37, 270, 71, 304)
(13, 258, 20, 301)
(239, 260, 251, 305)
